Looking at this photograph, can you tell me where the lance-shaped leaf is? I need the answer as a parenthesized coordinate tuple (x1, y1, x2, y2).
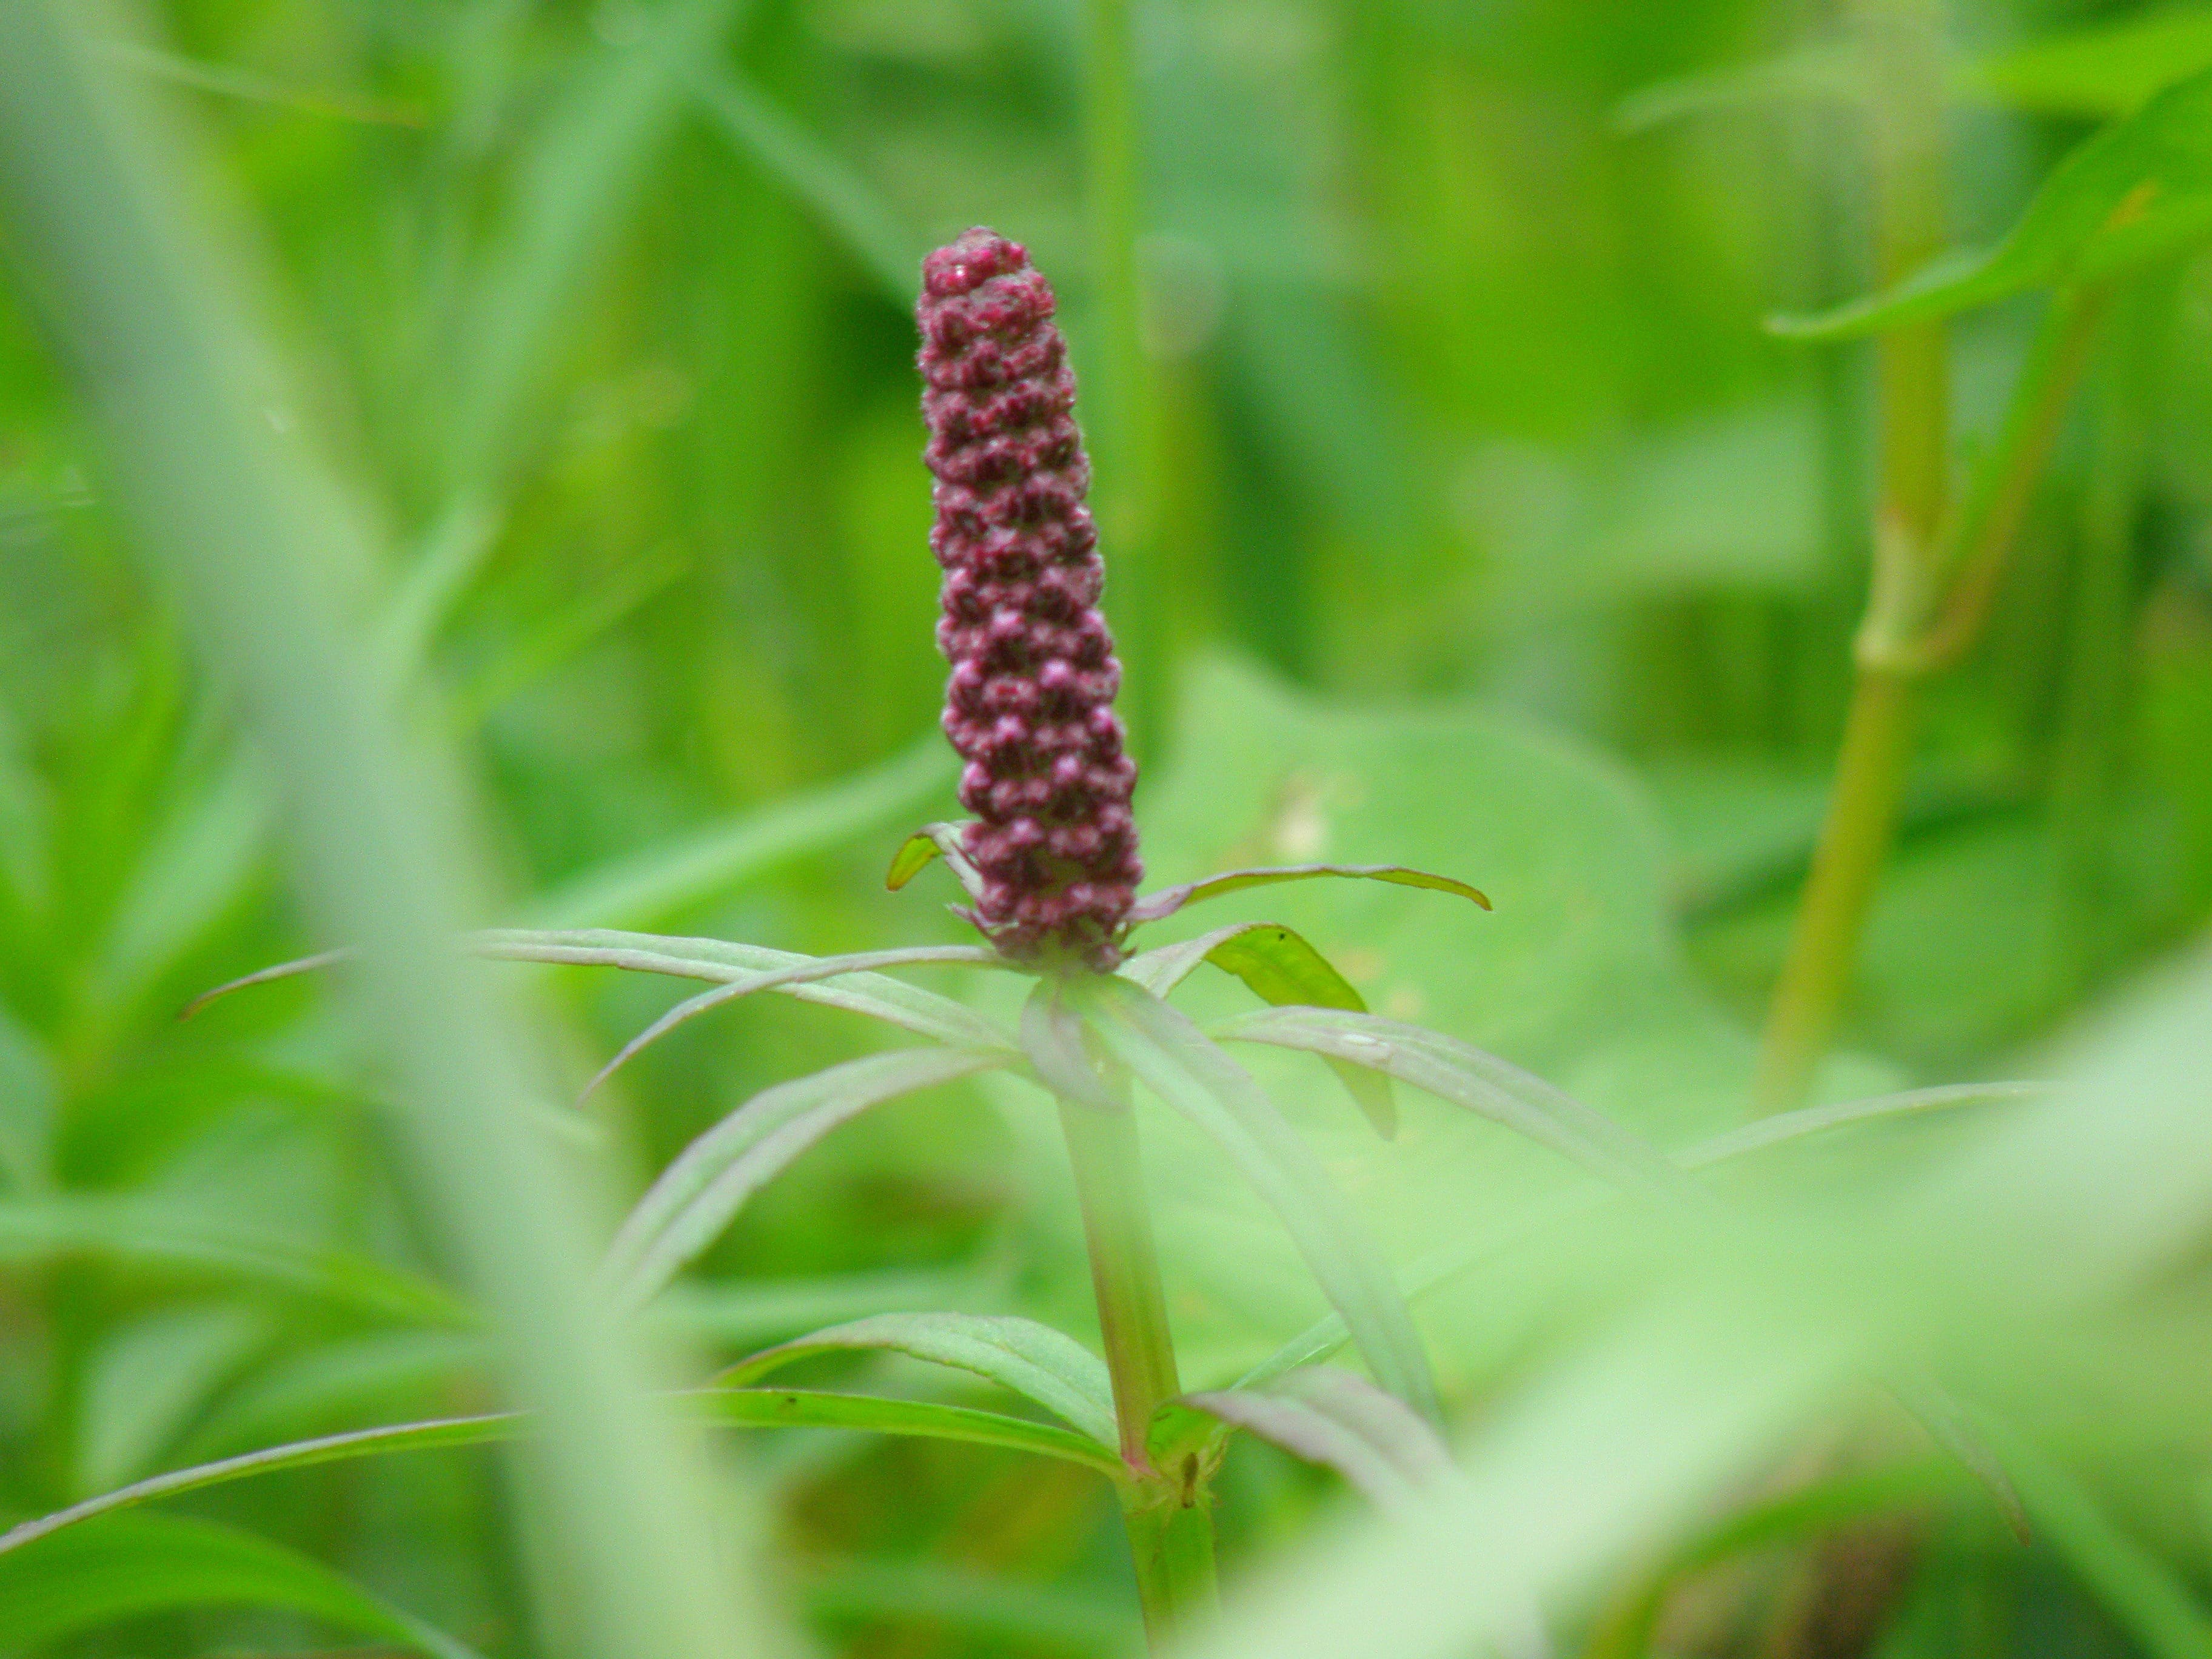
(1213, 1006, 1678, 1194)
(885, 820, 987, 900)
(1125, 863, 1490, 926)
(690, 1388, 1128, 1482)
(602, 1048, 1010, 1310)
(1071, 974, 1439, 1422)
(0, 1511, 486, 1659)
(0, 1198, 472, 1326)
(1241, 1079, 2039, 1389)
(580, 945, 1013, 1100)
(1019, 978, 1127, 1113)
(187, 929, 1014, 1051)
(0, 1415, 520, 1557)
(1184, 1366, 1458, 1517)
(718, 1312, 1117, 1449)
(1775, 66, 2212, 339)
(1122, 922, 1396, 1137)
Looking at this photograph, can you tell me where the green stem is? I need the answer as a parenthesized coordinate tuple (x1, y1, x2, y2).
(1754, 0, 1948, 1114)
(1057, 1096, 1219, 1647)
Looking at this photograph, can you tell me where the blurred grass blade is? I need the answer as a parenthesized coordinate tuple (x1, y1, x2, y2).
(691, 1387, 1128, 1481)
(685, 64, 920, 305)
(94, 39, 425, 126)
(1213, 1006, 1675, 1193)
(530, 736, 953, 928)
(0, 1415, 520, 1557)
(1186, 1367, 1456, 1517)
(0, 1198, 472, 1324)
(1969, 8, 2212, 118)
(1680, 1082, 2048, 1166)
(1774, 67, 2212, 339)
(1127, 921, 1395, 1136)
(74, 1304, 269, 1494)
(718, 1312, 1118, 1447)
(605, 1048, 1010, 1309)
(0, 1511, 484, 1659)
(1075, 974, 1439, 1421)
(1128, 863, 1489, 925)
(1614, 41, 1863, 132)
(580, 945, 1010, 1099)
(1973, 1414, 2212, 1659)
(443, 0, 743, 491)
(0, 4, 778, 1652)
(180, 1329, 492, 1460)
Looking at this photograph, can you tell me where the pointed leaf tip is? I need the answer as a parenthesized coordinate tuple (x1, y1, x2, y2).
(1126, 863, 1490, 926)
(886, 832, 942, 891)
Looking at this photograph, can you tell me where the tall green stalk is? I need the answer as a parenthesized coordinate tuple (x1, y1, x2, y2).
(0, 7, 772, 1656)
(1058, 1094, 1220, 1646)
(1754, 0, 1950, 1113)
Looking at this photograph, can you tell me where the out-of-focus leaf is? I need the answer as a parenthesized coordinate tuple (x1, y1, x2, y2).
(1213, 1006, 1675, 1193)
(719, 1312, 1117, 1447)
(1614, 41, 1861, 131)
(1974, 1414, 2212, 1659)
(188, 930, 1015, 1051)
(527, 736, 954, 928)
(652, 1264, 1011, 1353)
(1124, 922, 1395, 1137)
(0, 1415, 519, 1557)
(602, 1048, 1011, 1310)
(1019, 978, 1125, 1112)
(0, 1511, 484, 1659)
(1074, 974, 1439, 1421)
(179, 1329, 491, 1460)
(74, 1303, 268, 1494)
(93, 39, 427, 126)
(1186, 1366, 1456, 1517)
(1129, 863, 1489, 925)
(691, 1387, 1128, 1481)
(0, 1002, 55, 1191)
(1969, 8, 2212, 118)
(1775, 68, 2212, 338)
(0, 1198, 471, 1324)
(580, 945, 1010, 1099)
(90, 751, 269, 1014)
(686, 65, 920, 305)
(804, 1558, 1137, 1655)
(441, 0, 743, 490)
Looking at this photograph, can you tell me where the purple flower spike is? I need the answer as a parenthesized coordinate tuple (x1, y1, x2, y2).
(918, 228, 1141, 971)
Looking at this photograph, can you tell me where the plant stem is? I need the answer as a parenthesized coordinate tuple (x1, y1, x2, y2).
(1058, 1095, 1219, 1646)
(1754, 0, 1949, 1114)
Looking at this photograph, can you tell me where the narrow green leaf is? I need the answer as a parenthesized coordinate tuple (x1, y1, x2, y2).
(1123, 922, 1395, 1135)
(75, 1304, 269, 1494)
(187, 929, 1016, 1051)
(1185, 1367, 1455, 1517)
(1212, 1006, 1677, 1193)
(0, 1415, 519, 1557)
(689, 1387, 1128, 1482)
(1241, 1078, 2026, 1388)
(1774, 67, 2212, 338)
(603, 1048, 1010, 1310)
(0, 1197, 473, 1326)
(0, 1511, 485, 1659)
(579, 945, 1011, 1100)
(1969, 8, 2212, 118)
(1019, 978, 1127, 1113)
(1127, 863, 1490, 925)
(529, 736, 953, 928)
(1972, 1415, 2212, 1659)
(719, 1312, 1117, 1448)
(1073, 975, 1439, 1422)
(1612, 41, 1861, 132)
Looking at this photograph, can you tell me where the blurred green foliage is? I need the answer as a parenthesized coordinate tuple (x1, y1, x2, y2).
(3, 0, 2212, 1655)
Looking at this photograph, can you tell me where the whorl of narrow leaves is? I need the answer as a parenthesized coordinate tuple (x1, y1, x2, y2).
(918, 228, 1141, 970)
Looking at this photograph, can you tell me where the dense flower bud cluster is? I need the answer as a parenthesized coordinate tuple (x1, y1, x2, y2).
(918, 228, 1141, 969)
